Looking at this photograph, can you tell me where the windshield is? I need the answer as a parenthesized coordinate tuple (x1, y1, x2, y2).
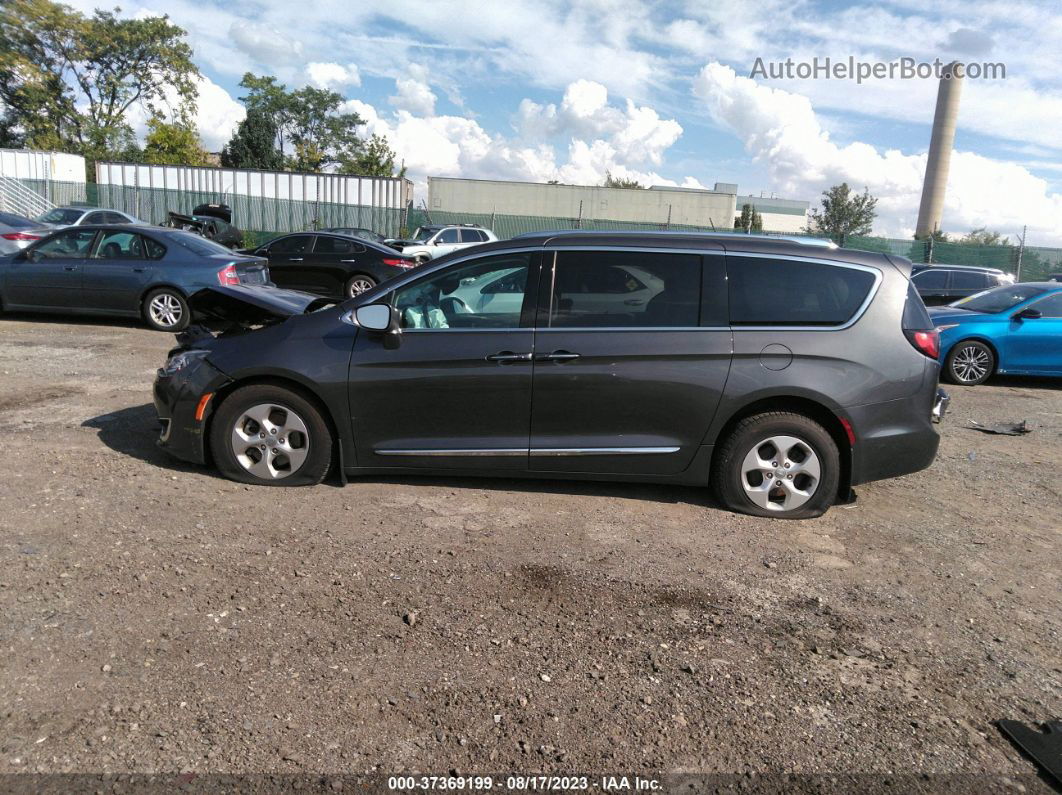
(951, 284, 1049, 314)
(409, 227, 438, 243)
(169, 231, 238, 256)
(36, 208, 84, 225)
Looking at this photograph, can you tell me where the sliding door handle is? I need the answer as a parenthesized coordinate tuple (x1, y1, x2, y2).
(536, 350, 581, 362)
(485, 351, 533, 364)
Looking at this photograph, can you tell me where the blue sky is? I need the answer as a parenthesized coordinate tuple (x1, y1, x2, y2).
(68, 0, 1062, 243)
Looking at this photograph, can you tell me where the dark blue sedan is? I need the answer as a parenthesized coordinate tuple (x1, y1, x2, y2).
(930, 282, 1062, 385)
(0, 225, 269, 331)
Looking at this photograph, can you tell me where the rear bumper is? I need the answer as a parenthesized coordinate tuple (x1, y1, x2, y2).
(153, 358, 231, 465)
(847, 387, 942, 486)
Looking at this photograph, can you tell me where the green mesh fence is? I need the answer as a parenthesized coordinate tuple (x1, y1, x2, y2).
(12, 179, 1062, 282)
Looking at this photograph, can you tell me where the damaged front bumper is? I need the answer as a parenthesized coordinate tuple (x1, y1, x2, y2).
(153, 355, 232, 465)
(932, 388, 950, 423)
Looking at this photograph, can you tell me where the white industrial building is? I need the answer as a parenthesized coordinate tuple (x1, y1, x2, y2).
(427, 177, 810, 233)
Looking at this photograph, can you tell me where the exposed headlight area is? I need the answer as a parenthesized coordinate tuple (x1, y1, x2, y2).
(162, 348, 210, 376)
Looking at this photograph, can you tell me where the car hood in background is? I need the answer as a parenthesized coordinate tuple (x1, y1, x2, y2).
(188, 285, 336, 327)
(928, 307, 995, 324)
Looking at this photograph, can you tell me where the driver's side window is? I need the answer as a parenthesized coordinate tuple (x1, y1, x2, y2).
(32, 229, 98, 260)
(393, 254, 531, 330)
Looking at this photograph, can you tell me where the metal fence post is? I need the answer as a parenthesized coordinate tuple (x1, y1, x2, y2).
(927, 236, 934, 264)
(1015, 225, 1026, 281)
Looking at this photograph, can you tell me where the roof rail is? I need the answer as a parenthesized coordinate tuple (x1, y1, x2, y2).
(510, 229, 838, 248)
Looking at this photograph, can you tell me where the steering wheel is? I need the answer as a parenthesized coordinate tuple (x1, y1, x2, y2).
(441, 296, 471, 315)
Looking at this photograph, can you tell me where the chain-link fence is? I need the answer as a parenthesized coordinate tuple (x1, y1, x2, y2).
(9, 178, 1061, 282)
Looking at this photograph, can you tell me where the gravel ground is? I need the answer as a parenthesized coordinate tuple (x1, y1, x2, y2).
(0, 314, 1059, 793)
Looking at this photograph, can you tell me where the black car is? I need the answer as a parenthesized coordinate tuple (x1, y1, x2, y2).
(319, 227, 389, 245)
(0, 225, 269, 331)
(245, 232, 417, 298)
(154, 231, 946, 519)
(910, 264, 1014, 306)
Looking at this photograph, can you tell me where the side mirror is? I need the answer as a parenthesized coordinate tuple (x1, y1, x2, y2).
(1014, 308, 1042, 320)
(434, 239, 443, 246)
(354, 303, 397, 332)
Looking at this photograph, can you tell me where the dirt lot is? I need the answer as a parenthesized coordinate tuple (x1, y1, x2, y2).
(0, 314, 1059, 792)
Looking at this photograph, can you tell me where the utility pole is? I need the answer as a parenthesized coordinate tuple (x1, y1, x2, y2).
(665, 204, 672, 231)
(576, 200, 583, 229)
(1016, 225, 1027, 281)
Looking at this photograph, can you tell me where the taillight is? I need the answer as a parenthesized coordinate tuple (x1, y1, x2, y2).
(217, 263, 240, 286)
(1, 232, 42, 241)
(905, 329, 939, 359)
(382, 258, 415, 269)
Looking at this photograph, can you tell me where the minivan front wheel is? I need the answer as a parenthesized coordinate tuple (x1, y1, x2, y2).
(210, 384, 333, 486)
(713, 412, 840, 519)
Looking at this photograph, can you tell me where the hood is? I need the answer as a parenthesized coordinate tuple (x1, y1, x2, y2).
(928, 306, 992, 324)
(188, 285, 336, 328)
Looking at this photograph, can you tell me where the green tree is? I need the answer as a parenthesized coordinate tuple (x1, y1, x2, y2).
(734, 203, 763, 232)
(338, 133, 405, 178)
(142, 117, 209, 166)
(603, 171, 644, 189)
(220, 108, 283, 169)
(0, 0, 200, 166)
(807, 183, 877, 244)
(958, 227, 1008, 246)
(236, 73, 398, 174)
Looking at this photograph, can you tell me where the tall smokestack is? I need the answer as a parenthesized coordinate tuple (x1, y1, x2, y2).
(916, 61, 964, 238)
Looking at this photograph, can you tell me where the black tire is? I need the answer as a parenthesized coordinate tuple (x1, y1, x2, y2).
(944, 339, 994, 386)
(345, 274, 377, 297)
(142, 287, 190, 332)
(712, 411, 840, 519)
(210, 384, 332, 487)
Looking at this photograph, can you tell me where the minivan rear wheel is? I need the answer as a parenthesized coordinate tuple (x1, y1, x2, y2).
(713, 412, 840, 519)
(210, 384, 332, 487)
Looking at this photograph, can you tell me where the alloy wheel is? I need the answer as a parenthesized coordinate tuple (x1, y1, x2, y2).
(740, 435, 821, 512)
(148, 293, 183, 328)
(348, 278, 375, 297)
(952, 345, 991, 383)
(230, 403, 310, 480)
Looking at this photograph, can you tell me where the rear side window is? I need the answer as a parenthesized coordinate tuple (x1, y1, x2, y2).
(913, 269, 947, 289)
(460, 229, 485, 243)
(952, 271, 988, 289)
(548, 251, 701, 328)
(728, 256, 877, 326)
(142, 236, 166, 260)
(313, 236, 363, 255)
(269, 235, 311, 255)
(902, 282, 934, 330)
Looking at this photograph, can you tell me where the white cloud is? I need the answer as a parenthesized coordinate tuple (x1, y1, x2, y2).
(228, 21, 304, 65)
(194, 76, 246, 151)
(306, 62, 361, 90)
(388, 65, 437, 116)
(693, 63, 1062, 243)
(346, 79, 694, 199)
(123, 75, 245, 153)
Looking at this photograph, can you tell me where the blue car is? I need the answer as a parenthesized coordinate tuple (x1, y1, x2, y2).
(929, 282, 1062, 385)
(0, 225, 269, 332)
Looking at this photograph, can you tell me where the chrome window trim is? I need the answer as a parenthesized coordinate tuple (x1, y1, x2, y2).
(368, 244, 883, 334)
(723, 251, 882, 332)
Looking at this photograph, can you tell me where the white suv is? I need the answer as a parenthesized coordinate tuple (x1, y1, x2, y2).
(396, 225, 498, 263)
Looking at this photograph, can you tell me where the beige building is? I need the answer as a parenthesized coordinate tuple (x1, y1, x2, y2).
(427, 177, 809, 233)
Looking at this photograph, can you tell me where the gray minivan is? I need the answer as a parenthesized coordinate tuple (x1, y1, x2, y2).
(154, 231, 946, 519)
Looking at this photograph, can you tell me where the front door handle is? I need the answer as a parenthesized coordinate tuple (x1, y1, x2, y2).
(133, 267, 146, 273)
(287, 257, 303, 262)
(340, 259, 358, 263)
(485, 351, 533, 364)
(63, 265, 77, 272)
(536, 350, 581, 362)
